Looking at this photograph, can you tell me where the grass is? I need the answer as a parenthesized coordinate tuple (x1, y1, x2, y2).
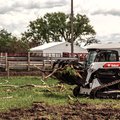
(0, 76, 70, 111)
(0, 76, 119, 112)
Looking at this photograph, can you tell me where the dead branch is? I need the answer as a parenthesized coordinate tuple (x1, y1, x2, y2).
(44, 68, 58, 79)
(75, 70, 83, 79)
(0, 84, 50, 88)
(52, 84, 66, 92)
(68, 95, 74, 101)
(0, 96, 13, 99)
(33, 65, 45, 72)
(0, 85, 18, 88)
(33, 65, 52, 72)
(40, 79, 47, 85)
(19, 84, 50, 88)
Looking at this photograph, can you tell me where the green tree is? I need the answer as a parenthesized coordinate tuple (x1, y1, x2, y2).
(9, 38, 29, 53)
(0, 29, 14, 53)
(22, 12, 96, 47)
(0, 29, 29, 53)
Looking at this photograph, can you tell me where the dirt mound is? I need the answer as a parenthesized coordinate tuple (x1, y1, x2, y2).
(0, 102, 119, 120)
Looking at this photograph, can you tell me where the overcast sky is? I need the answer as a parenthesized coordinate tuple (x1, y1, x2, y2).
(0, 0, 120, 43)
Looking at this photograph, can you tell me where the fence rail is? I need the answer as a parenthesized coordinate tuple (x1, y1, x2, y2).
(0, 52, 81, 71)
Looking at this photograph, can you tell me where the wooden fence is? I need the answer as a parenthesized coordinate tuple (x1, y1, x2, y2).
(0, 52, 80, 71)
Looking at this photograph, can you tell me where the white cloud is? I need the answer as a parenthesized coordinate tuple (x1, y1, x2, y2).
(91, 9, 120, 16)
(97, 33, 120, 43)
(90, 15, 120, 35)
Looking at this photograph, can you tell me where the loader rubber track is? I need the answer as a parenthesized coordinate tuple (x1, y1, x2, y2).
(90, 79, 120, 99)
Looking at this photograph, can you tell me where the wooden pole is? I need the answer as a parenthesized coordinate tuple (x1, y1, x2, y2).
(42, 60, 45, 79)
(50, 57, 53, 69)
(71, 0, 74, 56)
(5, 53, 8, 71)
(43, 60, 45, 70)
(0, 53, 1, 63)
(7, 61, 9, 78)
(28, 52, 30, 71)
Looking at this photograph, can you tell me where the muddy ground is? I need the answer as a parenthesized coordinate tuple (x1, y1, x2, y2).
(0, 71, 120, 120)
(0, 102, 119, 120)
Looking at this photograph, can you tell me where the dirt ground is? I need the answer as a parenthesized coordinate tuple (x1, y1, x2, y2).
(0, 102, 119, 120)
(0, 71, 45, 77)
(0, 71, 120, 120)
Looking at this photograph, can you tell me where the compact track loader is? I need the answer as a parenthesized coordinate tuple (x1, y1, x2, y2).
(52, 45, 120, 99)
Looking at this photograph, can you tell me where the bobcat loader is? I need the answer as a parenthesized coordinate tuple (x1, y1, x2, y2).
(52, 44, 120, 99)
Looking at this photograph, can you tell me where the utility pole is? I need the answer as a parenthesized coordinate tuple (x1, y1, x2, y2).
(71, 0, 74, 56)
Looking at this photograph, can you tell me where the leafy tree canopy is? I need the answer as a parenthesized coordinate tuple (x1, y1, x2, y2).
(22, 12, 96, 47)
(0, 29, 29, 53)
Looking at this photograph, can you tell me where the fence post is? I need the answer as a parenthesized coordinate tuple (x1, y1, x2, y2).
(50, 57, 53, 69)
(28, 52, 30, 71)
(43, 60, 45, 70)
(5, 53, 8, 71)
(42, 60, 45, 79)
(0, 53, 1, 63)
(7, 61, 9, 78)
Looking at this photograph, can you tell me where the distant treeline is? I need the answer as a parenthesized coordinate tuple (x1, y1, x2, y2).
(0, 12, 99, 53)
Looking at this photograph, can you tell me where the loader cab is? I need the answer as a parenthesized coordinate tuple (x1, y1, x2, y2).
(84, 49, 119, 68)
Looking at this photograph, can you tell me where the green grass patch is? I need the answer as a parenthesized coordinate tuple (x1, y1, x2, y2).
(0, 76, 119, 112)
